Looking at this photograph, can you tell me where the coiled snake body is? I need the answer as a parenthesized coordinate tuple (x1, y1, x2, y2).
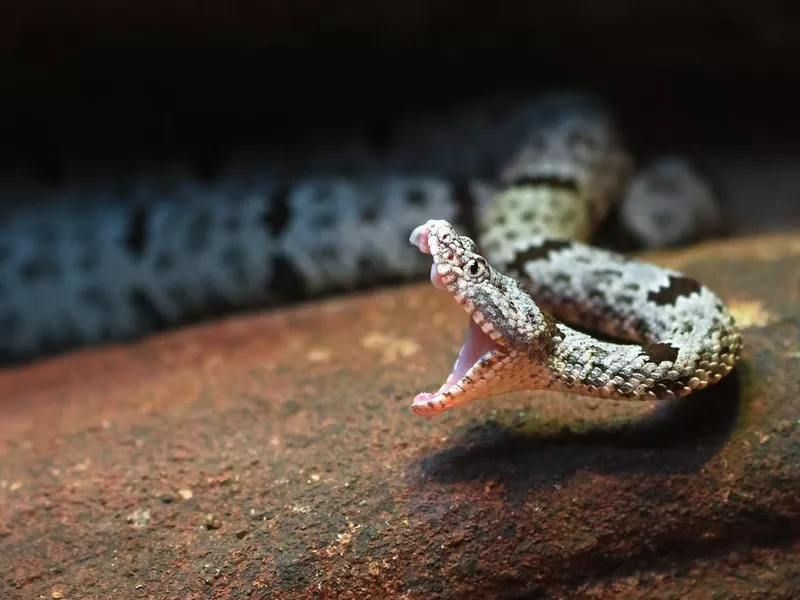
(0, 91, 741, 389)
(408, 97, 742, 415)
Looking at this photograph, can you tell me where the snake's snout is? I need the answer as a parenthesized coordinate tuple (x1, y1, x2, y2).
(409, 222, 433, 254)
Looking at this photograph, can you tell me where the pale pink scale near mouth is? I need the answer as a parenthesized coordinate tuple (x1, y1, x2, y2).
(410, 223, 449, 291)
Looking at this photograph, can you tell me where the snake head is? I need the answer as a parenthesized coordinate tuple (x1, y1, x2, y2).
(408, 219, 557, 416)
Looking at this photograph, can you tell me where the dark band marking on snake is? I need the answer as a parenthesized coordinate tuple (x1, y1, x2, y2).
(407, 97, 741, 415)
(0, 91, 738, 377)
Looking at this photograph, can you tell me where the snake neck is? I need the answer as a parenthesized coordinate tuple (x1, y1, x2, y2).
(476, 183, 606, 265)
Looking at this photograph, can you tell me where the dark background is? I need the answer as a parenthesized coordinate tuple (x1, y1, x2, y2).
(1, 0, 799, 231)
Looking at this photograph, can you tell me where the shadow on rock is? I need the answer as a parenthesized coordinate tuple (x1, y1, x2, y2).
(417, 370, 742, 489)
(402, 371, 800, 598)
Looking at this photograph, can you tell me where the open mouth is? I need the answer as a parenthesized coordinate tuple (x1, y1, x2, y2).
(408, 220, 507, 416)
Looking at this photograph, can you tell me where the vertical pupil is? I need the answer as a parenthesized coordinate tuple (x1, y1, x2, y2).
(470, 262, 479, 275)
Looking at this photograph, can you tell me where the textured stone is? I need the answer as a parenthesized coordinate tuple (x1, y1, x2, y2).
(1, 232, 799, 599)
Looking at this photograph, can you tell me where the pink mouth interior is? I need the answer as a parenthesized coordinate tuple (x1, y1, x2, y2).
(437, 318, 499, 390)
(410, 223, 501, 404)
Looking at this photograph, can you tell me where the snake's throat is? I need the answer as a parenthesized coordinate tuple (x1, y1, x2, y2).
(449, 318, 501, 389)
(412, 317, 502, 407)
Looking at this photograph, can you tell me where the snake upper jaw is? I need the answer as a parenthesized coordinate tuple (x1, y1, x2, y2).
(409, 223, 432, 254)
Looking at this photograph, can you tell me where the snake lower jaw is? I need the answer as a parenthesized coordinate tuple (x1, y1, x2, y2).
(408, 352, 548, 416)
(409, 324, 506, 416)
(409, 332, 549, 416)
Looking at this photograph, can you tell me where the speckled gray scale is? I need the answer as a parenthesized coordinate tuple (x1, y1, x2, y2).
(0, 91, 734, 367)
(0, 172, 468, 358)
(493, 235, 716, 343)
(407, 96, 740, 416)
(409, 219, 741, 414)
(620, 156, 723, 248)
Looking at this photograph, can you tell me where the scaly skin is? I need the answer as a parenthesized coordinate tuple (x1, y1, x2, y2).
(408, 220, 741, 416)
(408, 98, 741, 416)
(0, 91, 731, 366)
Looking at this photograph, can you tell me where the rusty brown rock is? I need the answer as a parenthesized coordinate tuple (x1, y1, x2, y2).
(1, 232, 799, 599)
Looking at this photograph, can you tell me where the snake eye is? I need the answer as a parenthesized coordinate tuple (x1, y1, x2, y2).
(466, 257, 487, 278)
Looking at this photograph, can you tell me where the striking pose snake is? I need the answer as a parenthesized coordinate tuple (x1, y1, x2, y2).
(407, 98, 742, 415)
(0, 91, 738, 380)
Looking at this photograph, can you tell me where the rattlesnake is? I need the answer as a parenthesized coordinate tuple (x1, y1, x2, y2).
(408, 98, 741, 415)
(0, 91, 732, 367)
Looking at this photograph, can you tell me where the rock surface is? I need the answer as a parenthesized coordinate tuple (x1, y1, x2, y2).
(1, 232, 799, 599)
